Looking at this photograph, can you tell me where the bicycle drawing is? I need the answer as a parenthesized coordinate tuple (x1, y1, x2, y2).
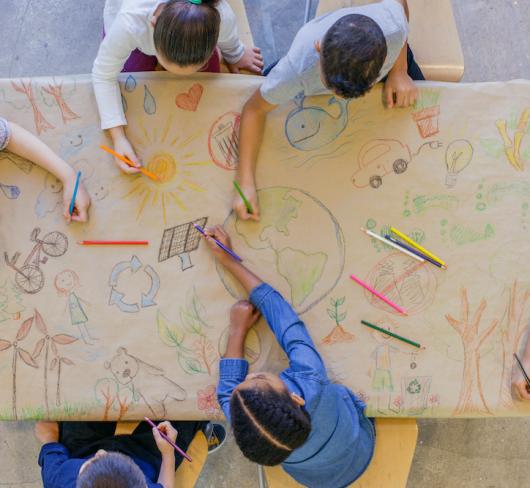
(4, 228, 69, 294)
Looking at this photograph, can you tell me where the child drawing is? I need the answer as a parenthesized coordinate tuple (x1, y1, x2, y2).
(55, 270, 97, 345)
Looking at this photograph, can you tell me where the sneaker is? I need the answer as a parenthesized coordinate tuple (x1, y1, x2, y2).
(204, 422, 227, 454)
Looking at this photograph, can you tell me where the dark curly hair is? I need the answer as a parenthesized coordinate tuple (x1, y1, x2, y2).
(76, 452, 145, 488)
(321, 14, 387, 99)
(154, 0, 220, 67)
(230, 386, 311, 465)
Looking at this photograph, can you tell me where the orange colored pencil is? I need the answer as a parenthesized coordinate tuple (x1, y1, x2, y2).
(100, 145, 159, 181)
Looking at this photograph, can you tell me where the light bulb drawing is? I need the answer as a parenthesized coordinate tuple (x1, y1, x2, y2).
(445, 139, 473, 188)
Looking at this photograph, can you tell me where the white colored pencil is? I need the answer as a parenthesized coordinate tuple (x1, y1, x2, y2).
(360, 228, 426, 263)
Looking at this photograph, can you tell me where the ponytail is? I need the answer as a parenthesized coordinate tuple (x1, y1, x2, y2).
(154, 0, 221, 67)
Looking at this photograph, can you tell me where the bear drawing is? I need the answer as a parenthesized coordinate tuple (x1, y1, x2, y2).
(104, 347, 186, 417)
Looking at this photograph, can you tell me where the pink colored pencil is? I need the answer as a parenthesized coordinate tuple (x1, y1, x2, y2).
(144, 417, 192, 462)
(350, 273, 407, 315)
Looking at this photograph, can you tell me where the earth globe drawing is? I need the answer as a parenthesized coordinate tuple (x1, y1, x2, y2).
(218, 186, 345, 313)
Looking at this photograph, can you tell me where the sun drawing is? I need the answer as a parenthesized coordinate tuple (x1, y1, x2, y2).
(125, 116, 209, 223)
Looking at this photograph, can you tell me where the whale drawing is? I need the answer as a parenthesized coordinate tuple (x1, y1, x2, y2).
(285, 95, 349, 151)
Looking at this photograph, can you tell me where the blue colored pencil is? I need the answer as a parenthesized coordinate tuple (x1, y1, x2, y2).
(194, 223, 243, 262)
(69, 171, 81, 216)
(385, 235, 445, 269)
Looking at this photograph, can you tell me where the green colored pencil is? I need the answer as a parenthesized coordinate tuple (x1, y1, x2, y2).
(361, 320, 423, 349)
(233, 180, 253, 214)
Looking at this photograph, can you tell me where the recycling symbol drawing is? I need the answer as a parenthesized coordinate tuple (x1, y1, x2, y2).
(108, 255, 160, 313)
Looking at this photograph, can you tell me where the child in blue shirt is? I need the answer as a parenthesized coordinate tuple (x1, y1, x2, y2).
(203, 225, 375, 488)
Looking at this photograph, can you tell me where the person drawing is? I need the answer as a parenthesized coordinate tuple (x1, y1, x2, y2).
(370, 330, 400, 414)
(55, 270, 97, 345)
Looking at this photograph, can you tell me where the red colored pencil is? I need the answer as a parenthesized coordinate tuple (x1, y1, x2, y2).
(78, 240, 149, 246)
(144, 417, 192, 462)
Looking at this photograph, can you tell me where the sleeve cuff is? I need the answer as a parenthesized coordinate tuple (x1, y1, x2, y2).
(220, 358, 249, 379)
(101, 117, 127, 130)
(38, 442, 69, 466)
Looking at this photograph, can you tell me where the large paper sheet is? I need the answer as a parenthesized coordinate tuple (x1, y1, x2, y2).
(1, 73, 530, 420)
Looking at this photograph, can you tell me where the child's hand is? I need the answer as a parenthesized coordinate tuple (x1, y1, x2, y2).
(384, 71, 418, 108)
(513, 356, 530, 401)
(233, 183, 260, 222)
(152, 421, 178, 457)
(202, 225, 233, 263)
(227, 46, 264, 74)
(35, 421, 59, 444)
(110, 131, 142, 175)
(63, 176, 91, 223)
(230, 300, 261, 335)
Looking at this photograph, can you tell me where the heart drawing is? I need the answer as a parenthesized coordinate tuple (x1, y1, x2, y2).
(175, 84, 204, 112)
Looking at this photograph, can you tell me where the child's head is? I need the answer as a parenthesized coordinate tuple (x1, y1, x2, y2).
(153, 0, 221, 74)
(55, 269, 79, 296)
(319, 14, 387, 99)
(230, 372, 311, 465)
(77, 450, 147, 488)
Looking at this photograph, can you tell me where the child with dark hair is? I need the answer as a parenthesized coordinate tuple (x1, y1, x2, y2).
(203, 226, 375, 487)
(93, 0, 263, 173)
(35, 419, 209, 487)
(233, 0, 419, 221)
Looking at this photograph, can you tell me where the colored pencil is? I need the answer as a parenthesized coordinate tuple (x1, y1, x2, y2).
(385, 235, 445, 269)
(361, 228, 425, 263)
(69, 171, 81, 216)
(194, 223, 243, 262)
(361, 320, 423, 349)
(233, 180, 254, 214)
(78, 240, 149, 246)
(513, 353, 530, 392)
(144, 417, 192, 462)
(390, 226, 446, 267)
(100, 145, 159, 181)
(350, 273, 407, 315)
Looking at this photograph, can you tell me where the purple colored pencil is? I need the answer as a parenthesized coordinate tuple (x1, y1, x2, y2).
(144, 417, 192, 462)
(385, 235, 445, 269)
(194, 223, 243, 262)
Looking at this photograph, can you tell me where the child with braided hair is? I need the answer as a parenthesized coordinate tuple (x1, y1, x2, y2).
(202, 225, 375, 488)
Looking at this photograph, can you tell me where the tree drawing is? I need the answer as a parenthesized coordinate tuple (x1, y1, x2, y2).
(41, 81, 80, 124)
(322, 297, 355, 345)
(497, 281, 530, 409)
(445, 288, 499, 415)
(0, 315, 38, 419)
(94, 378, 131, 421)
(157, 288, 218, 375)
(0, 281, 25, 321)
(31, 309, 77, 416)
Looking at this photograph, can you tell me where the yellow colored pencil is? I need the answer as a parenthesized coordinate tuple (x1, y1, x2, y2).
(390, 227, 446, 267)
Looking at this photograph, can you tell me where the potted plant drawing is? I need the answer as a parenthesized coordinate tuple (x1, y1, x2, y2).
(322, 297, 355, 345)
(0, 314, 38, 419)
(31, 309, 77, 417)
(95, 378, 130, 421)
(412, 89, 441, 139)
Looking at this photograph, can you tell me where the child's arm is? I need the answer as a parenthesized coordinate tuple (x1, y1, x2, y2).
(383, 0, 417, 108)
(233, 90, 277, 221)
(35, 422, 71, 487)
(152, 421, 177, 488)
(5, 121, 91, 222)
(513, 331, 530, 401)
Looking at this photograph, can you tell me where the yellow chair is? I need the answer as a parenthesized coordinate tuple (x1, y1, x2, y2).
(262, 418, 419, 488)
(315, 0, 465, 82)
(115, 422, 208, 488)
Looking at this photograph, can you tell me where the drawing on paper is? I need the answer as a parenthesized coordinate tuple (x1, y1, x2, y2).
(444, 139, 473, 187)
(176, 83, 203, 111)
(108, 255, 160, 313)
(0, 151, 34, 173)
(41, 81, 80, 124)
(208, 111, 240, 170)
(285, 95, 349, 151)
(197, 385, 221, 418)
(445, 288, 499, 415)
(95, 378, 130, 421)
(59, 126, 101, 160)
(411, 89, 441, 138)
(4, 228, 68, 294)
(218, 326, 261, 364)
(0, 281, 25, 322)
(0, 182, 20, 199)
(124, 75, 137, 92)
(35, 173, 63, 218)
(351, 139, 442, 189)
(103, 347, 187, 418)
(322, 296, 355, 345)
(55, 270, 98, 345)
(495, 108, 530, 171)
(143, 85, 156, 114)
(402, 192, 459, 218)
(370, 329, 400, 413)
(219, 187, 345, 313)
(157, 288, 218, 376)
(401, 376, 432, 415)
(11, 80, 54, 134)
(158, 218, 207, 271)
(449, 223, 494, 246)
(71, 158, 109, 201)
(30, 309, 78, 416)
(364, 252, 436, 315)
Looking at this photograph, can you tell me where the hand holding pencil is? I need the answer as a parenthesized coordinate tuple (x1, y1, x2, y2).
(63, 170, 91, 223)
(512, 353, 530, 401)
(232, 181, 260, 222)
